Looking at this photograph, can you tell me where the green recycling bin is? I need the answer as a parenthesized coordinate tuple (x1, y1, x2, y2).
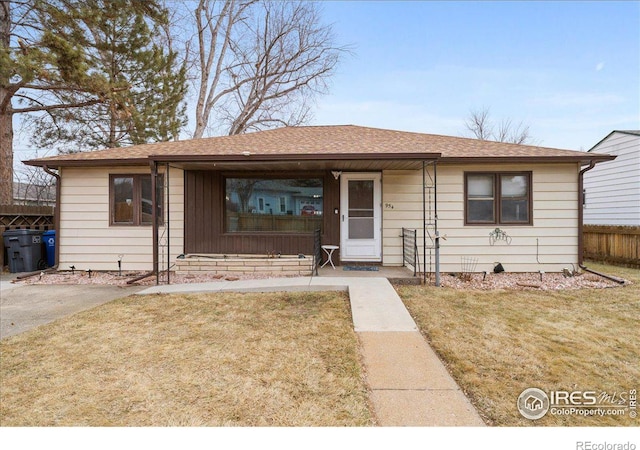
(2, 229, 45, 273)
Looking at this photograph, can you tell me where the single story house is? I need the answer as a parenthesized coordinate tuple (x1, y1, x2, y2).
(583, 130, 640, 226)
(26, 125, 614, 276)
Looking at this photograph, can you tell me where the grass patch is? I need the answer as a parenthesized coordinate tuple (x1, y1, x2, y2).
(398, 263, 640, 426)
(1, 291, 373, 426)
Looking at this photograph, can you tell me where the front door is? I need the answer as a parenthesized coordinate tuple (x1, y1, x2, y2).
(340, 173, 382, 261)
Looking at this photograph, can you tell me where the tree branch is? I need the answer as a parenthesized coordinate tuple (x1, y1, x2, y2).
(12, 98, 104, 114)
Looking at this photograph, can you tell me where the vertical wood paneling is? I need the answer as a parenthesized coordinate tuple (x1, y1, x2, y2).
(323, 174, 341, 261)
(185, 170, 339, 257)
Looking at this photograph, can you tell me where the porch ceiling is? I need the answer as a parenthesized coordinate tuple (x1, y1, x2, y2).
(164, 157, 435, 172)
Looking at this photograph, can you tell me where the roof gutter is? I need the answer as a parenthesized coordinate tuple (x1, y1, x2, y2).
(577, 160, 598, 268)
(25, 152, 615, 168)
(24, 158, 150, 168)
(439, 154, 615, 165)
(577, 156, 626, 286)
(23, 152, 443, 168)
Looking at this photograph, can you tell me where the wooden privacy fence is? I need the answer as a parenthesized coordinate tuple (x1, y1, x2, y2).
(583, 225, 640, 267)
(1, 205, 55, 269)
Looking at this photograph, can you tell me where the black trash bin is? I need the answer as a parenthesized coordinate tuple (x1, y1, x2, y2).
(2, 229, 45, 273)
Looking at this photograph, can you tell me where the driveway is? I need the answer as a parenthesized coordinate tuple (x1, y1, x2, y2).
(0, 274, 144, 339)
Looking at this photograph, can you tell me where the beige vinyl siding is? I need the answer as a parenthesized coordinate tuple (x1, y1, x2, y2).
(584, 132, 640, 225)
(58, 166, 184, 271)
(382, 163, 580, 273)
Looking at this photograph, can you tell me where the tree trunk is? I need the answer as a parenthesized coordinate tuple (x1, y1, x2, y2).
(0, 107, 12, 205)
(0, 0, 13, 204)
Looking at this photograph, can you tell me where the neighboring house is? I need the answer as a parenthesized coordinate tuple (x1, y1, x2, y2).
(26, 125, 613, 273)
(13, 181, 56, 206)
(583, 130, 640, 226)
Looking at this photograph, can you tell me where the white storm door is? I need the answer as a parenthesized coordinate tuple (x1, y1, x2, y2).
(340, 173, 382, 261)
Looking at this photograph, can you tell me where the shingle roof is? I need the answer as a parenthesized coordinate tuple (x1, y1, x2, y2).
(13, 181, 56, 203)
(26, 125, 611, 166)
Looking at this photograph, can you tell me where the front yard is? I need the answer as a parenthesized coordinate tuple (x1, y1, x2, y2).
(2, 261, 637, 427)
(0, 291, 373, 426)
(398, 262, 640, 426)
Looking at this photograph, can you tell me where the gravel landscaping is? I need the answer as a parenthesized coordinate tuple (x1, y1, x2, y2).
(14, 266, 629, 290)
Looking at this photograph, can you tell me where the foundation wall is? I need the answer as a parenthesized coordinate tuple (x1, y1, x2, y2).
(175, 255, 314, 276)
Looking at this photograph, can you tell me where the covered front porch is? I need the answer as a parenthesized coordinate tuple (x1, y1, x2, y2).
(150, 153, 439, 286)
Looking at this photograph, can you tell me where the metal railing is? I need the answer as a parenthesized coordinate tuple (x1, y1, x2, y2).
(402, 228, 418, 276)
(312, 228, 322, 276)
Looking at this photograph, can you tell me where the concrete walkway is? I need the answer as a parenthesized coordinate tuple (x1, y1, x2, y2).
(140, 276, 485, 426)
(1, 273, 145, 339)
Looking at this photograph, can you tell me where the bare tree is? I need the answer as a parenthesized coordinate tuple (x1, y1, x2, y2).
(227, 178, 259, 213)
(464, 107, 532, 144)
(192, 0, 251, 138)
(14, 165, 56, 206)
(464, 107, 493, 141)
(191, 0, 345, 137)
(494, 117, 531, 145)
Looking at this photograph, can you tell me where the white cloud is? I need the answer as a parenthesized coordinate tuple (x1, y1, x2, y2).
(595, 62, 605, 71)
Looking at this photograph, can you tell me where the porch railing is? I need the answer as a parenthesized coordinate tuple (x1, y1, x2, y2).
(402, 228, 419, 276)
(312, 228, 322, 276)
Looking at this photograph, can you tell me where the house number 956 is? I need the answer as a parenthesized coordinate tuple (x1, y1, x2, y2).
(384, 203, 394, 209)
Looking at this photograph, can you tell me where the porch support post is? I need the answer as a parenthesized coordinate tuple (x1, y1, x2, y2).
(150, 160, 159, 285)
(422, 160, 440, 287)
(165, 162, 170, 285)
(422, 161, 427, 285)
(434, 161, 440, 287)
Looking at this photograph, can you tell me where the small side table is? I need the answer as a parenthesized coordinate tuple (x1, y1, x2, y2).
(321, 245, 339, 269)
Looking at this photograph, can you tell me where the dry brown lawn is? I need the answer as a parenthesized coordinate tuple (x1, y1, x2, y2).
(0, 291, 374, 426)
(398, 262, 640, 426)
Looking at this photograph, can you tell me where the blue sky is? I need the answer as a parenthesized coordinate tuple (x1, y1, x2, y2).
(311, 1, 640, 150)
